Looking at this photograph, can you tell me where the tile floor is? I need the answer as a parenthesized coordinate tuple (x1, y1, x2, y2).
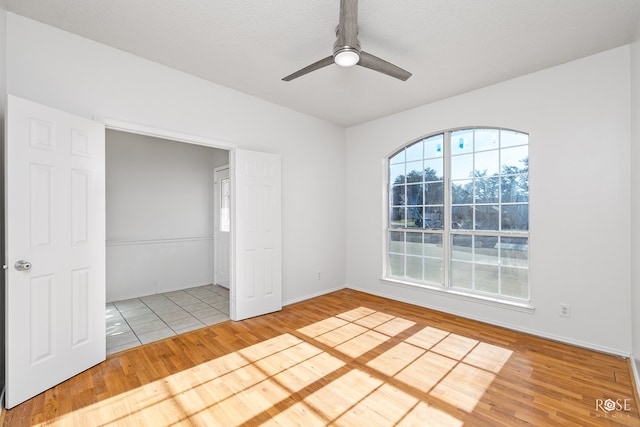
(106, 284, 230, 355)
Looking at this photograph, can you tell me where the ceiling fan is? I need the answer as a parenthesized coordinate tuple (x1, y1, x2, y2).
(282, 0, 412, 82)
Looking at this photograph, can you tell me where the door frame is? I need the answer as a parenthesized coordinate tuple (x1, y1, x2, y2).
(99, 117, 238, 312)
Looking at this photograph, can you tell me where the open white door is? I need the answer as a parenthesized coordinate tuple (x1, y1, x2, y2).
(5, 95, 106, 408)
(231, 149, 282, 321)
(214, 166, 230, 288)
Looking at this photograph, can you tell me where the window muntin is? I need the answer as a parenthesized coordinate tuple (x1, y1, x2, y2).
(387, 128, 529, 301)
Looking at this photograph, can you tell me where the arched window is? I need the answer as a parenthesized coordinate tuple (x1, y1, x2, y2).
(387, 128, 529, 301)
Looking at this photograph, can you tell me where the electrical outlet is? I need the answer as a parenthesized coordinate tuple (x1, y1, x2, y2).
(316, 271, 321, 280)
(560, 304, 571, 318)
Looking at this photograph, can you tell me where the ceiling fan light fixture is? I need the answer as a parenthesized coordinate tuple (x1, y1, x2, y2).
(334, 48, 360, 67)
(282, 0, 411, 81)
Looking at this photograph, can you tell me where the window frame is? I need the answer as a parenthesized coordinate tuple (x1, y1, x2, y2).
(383, 127, 531, 308)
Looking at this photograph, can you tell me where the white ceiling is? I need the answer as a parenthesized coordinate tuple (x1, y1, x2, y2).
(3, 0, 640, 127)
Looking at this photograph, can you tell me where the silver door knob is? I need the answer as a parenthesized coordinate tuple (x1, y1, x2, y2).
(14, 260, 32, 271)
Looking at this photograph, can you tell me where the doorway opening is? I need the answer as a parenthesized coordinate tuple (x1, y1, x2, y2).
(104, 129, 230, 353)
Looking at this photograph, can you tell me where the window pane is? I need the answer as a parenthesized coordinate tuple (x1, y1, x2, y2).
(424, 134, 444, 159)
(451, 261, 472, 289)
(423, 207, 444, 229)
(451, 153, 473, 180)
(425, 182, 444, 205)
(390, 163, 405, 185)
(426, 234, 444, 286)
(501, 267, 528, 298)
(475, 205, 499, 231)
(389, 254, 405, 277)
(424, 158, 443, 181)
(475, 129, 499, 152)
(500, 237, 528, 267)
(406, 233, 423, 256)
(424, 258, 443, 284)
(406, 256, 423, 280)
(501, 130, 528, 148)
(452, 129, 473, 155)
(390, 184, 405, 207)
(407, 184, 423, 205)
(452, 180, 473, 204)
(389, 231, 405, 253)
(424, 233, 443, 254)
(389, 206, 406, 228)
(501, 175, 529, 203)
(451, 206, 473, 230)
(501, 146, 528, 173)
(474, 150, 499, 176)
(451, 234, 472, 261)
(389, 149, 405, 164)
(475, 236, 499, 263)
(475, 264, 499, 294)
(407, 206, 423, 229)
(406, 161, 423, 182)
(475, 177, 500, 203)
(406, 140, 423, 162)
(502, 204, 528, 230)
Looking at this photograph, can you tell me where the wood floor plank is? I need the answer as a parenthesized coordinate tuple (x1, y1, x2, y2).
(3, 289, 640, 426)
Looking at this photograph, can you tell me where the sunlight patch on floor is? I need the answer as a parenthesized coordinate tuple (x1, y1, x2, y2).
(36, 333, 346, 426)
(367, 341, 426, 376)
(334, 330, 389, 358)
(265, 370, 462, 427)
(431, 363, 497, 412)
(34, 307, 513, 425)
(301, 308, 513, 414)
(296, 316, 348, 337)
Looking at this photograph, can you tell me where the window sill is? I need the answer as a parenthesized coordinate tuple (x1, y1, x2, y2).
(379, 277, 536, 314)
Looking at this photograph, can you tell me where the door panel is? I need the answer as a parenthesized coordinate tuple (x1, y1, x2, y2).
(231, 149, 282, 321)
(6, 95, 106, 408)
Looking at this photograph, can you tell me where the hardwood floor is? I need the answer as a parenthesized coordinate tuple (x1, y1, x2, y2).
(3, 289, 639, 426)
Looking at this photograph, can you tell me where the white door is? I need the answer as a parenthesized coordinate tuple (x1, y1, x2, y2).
(214, 166, 230, 288)
(5, 95, 106, 408)
(231, 149, 282, 321)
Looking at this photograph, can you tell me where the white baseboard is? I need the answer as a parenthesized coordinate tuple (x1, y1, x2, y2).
(283, 285, 346, 307)
(631, 357, 640, 400)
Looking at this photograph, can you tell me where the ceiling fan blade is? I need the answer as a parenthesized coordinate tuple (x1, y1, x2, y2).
(282, 56, 335, 81)
(358, 51, 412, 81)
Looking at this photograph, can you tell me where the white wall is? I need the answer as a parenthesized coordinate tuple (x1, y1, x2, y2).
(105, 130, 228, 301)
(5, 13, 347, 305)
(631, 36, 640, 369)
(346, 47, 632, 355)
(0, 7, 6, 404)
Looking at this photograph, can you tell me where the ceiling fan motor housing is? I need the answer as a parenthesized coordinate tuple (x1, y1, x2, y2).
(281, 0, 411, 81)
(334, 26, 361, 66)
(333, 0, 361, 66)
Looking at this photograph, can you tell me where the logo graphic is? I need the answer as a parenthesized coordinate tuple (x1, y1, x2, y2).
(595, 398, 632, 418)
